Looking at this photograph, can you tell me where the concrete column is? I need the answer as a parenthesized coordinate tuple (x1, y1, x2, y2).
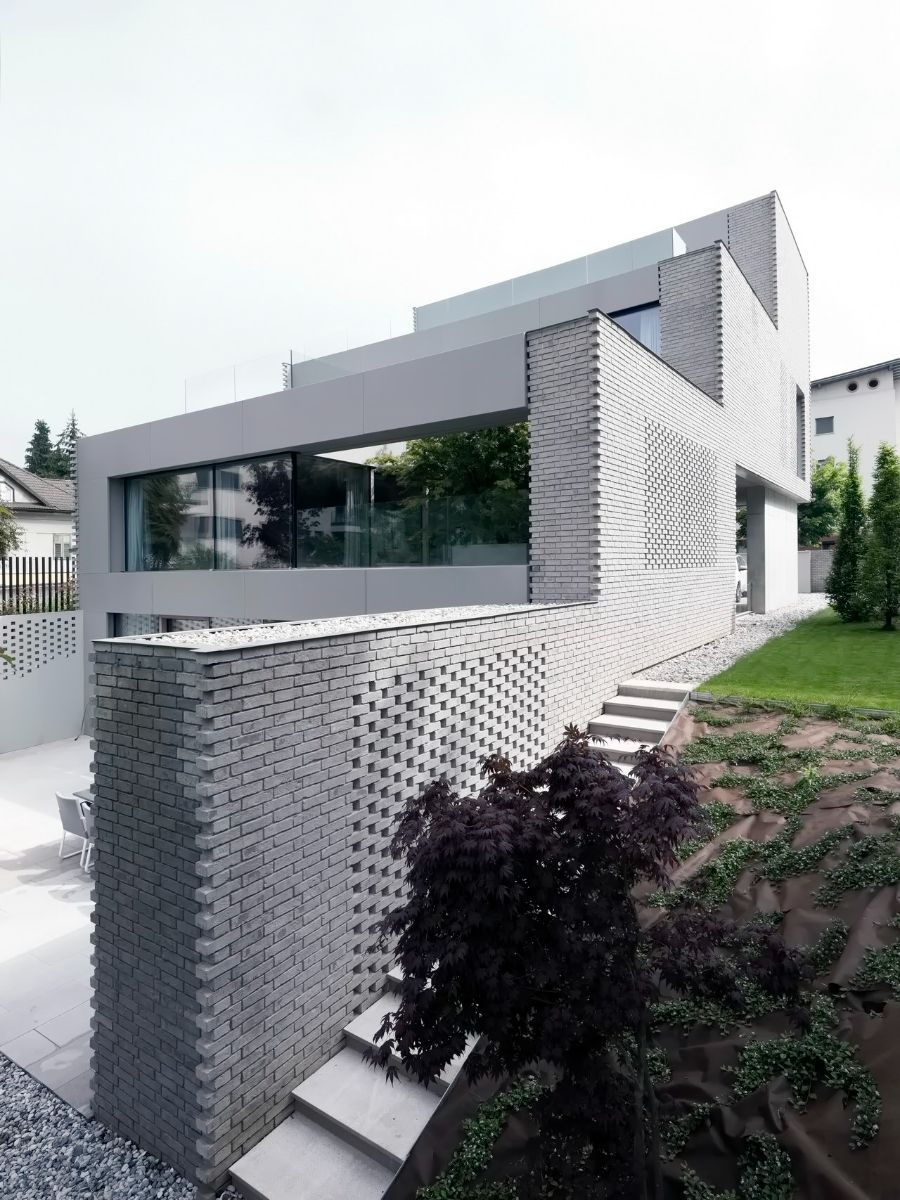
(745, 486, 799, 613)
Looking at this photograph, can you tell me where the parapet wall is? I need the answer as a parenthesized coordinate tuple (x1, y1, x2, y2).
(90, 602, 612, 1191)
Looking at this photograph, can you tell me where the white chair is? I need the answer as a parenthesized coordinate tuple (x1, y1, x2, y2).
(81, 803, 95, 872)
(56, 792, 88, 862)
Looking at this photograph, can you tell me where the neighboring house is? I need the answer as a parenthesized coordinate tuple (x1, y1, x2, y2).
(810, 358, 900, 494)
(0, 457, 74, 557)
(78, 190, 809, 655)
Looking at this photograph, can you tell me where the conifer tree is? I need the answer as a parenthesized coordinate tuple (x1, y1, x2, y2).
(863, 443, 900, 631)
(24, 419, 56, 476)
(826, 440, 869, 622)
(51, 410, 84, 478)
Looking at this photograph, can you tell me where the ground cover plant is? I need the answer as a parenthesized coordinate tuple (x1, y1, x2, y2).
(702, 607, 900, 711)
(376, 702, 900, 1199)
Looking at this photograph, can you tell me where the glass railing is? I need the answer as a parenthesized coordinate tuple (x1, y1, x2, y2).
(296, 490, 528, 569)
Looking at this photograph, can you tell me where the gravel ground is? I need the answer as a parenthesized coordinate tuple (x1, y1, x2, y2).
(636, 594, 830, 685)
(0, 1054, 239, 1200)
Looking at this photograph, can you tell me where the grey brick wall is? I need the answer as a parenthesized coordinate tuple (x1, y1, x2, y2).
(658, 247, 723, 402)
(810, 547, 834, 592)
(726, 193, 777, 323)
(91, 645, 206, 1182)
(660, 242, 809, 505)
(90, 603, 617, 1192)
(527, 317, 602, 602)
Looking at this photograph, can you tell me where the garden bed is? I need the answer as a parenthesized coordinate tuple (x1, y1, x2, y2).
(411, 701, 900, 1198)
(646, 699, 900, 1197)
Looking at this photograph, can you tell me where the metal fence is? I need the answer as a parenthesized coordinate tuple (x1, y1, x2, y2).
(0, 556, 76, 614)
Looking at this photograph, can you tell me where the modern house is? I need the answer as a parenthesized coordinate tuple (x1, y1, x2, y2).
(77, 190, 808, 652)
(84, 190, 811, 1197)
(0, 457, 74, 557)
(811, 357, 900, 493)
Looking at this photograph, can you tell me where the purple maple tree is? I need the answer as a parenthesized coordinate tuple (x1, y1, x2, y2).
(368, 728, 808, 1198)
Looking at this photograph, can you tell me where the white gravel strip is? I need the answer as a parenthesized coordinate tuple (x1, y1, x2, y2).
(0, 1053, 238, 1200)
(636, 594, 830, 685)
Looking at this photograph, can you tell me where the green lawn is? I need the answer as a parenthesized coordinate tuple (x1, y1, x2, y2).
(704, 607, 900, 712)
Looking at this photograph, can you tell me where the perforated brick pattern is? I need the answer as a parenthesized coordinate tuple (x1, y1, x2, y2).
(90, 606, 604, 1191)
(644, 420, 717, 569)
(0, 611, 78, 680)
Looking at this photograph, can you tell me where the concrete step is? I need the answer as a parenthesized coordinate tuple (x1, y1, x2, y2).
(590, 738, 645, 765)
(292, 1048, 439, 1171)
(604, 695, 682, 723)
(617, 678, 695, 702)
(344, 994, 474, 1095)
(588, 713, 669, 743)
(230, 1110, 394, 1200)
(386, 964, 403, 994)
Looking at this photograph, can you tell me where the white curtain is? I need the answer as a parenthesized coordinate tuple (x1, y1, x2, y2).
(638, 307, 661, 355)
(215, 467, 239, 568)
(342, 465, 368, 567)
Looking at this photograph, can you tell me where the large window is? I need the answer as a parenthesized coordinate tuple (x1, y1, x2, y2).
(215, 456, 292, 569)
(125, 468, 214, 570)
(124, 450, 527, 571)
(296, 456, 371, 567)
(611, 304, 661, 355)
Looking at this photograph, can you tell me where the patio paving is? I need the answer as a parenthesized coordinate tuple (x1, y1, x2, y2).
(0, 735, 94, 1114)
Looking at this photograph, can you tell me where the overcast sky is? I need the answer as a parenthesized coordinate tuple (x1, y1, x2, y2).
(1, 0, 898, 459)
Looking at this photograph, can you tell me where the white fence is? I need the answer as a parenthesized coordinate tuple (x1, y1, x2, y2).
(0, 611, 85, 753)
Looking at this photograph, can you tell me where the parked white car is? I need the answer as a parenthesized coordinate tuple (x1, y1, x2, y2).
(736, 553, 748, 603)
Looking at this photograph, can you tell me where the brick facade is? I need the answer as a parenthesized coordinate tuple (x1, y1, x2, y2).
(91, 603, 614, 1191)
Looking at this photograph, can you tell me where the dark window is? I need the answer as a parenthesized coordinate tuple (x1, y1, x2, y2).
(296, 455, 371, 568)
(847, 381, 858, 392)
(610, 304, 660, 354)
(796, 390, 807, 478)
(868, 378, 879, 388)
(815, 416, 834, 436)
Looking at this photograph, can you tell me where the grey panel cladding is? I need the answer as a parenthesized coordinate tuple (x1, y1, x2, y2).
(644, 420, 717, 569)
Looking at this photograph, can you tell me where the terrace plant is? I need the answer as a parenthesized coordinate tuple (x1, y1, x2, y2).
(370, 730, 808, 1199)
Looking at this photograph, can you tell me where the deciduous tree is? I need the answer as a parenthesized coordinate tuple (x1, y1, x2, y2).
(0, 505, 22, 558)
(798, 456, 847, 547)
(370, 730, 807, 1198)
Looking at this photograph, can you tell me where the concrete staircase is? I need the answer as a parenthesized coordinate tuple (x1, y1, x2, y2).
(230, 967, 472, 1200)
(588, 678, 695, 770)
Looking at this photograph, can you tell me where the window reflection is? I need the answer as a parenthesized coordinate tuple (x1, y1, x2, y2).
(125, 469, 214, 570)
(215, 457, 292, 569)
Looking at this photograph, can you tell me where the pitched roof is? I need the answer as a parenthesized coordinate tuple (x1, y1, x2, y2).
(0, 457, 75, 513)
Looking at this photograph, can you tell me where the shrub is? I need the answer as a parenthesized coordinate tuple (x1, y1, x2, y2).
(371, 729, 807, 1199)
